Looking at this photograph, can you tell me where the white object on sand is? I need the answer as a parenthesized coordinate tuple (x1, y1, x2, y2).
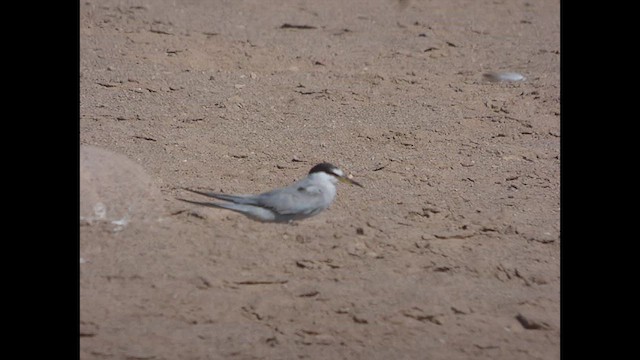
(483, 72, 526, 82)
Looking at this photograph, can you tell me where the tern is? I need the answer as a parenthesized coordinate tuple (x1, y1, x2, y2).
(178, 162, 363, 223)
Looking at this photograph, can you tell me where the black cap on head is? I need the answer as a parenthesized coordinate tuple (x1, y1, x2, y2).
(309, 162, 339, 175)
(309, 162, 364, 187)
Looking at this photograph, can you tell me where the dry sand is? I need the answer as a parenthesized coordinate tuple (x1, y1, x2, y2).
(80, 0, 560, 358)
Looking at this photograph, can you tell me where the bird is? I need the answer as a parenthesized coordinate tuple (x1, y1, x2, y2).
(178, 162, 364, 223)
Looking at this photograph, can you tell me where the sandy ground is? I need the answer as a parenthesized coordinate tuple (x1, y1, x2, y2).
(80, 0, 560, 358)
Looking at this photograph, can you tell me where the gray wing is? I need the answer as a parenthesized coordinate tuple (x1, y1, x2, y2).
(255, 183, 327, 216)
(181, 188, 261, 205)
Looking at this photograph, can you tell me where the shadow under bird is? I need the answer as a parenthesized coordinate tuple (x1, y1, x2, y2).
(178, 162, 363, 223)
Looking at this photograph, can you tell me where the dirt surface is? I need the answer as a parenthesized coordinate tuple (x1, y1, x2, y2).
(80, 0, 560, 359)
